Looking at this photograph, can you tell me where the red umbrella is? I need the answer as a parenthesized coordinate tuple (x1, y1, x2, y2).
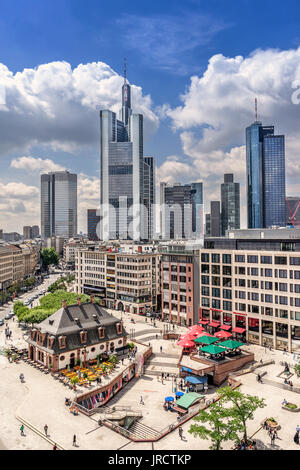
(214, 330, 232, 339)
(177, 339, 195, 348)
(196, 332, 214, 338)
(188, 325, 205, 334)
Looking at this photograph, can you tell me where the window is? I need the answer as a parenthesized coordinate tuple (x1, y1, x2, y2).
(295, 271, 300, 280)
(290, 257, 300, 265)
(201, 253, 209, 263)
(239, 267, 246, 275)
(212, 253, 220, 263)
(212, 288, 220, 298)
(275, 256, 287, 265)
(80, 331, 87, 344)
(222, 254, 231, 264)
(279, 283, 287, 292)
(279, 270, 287, 279)
(279, 296, 288, 305)
(295, 284, 300, 293)
(223, 278, 232, 287)
(201, 264, 209, 274)
(251, 268, 258, 276)
(223, 266, 232, 276)
(212, 299, 220, 309)
(248, 255, 258, 263)
(202, 297, 210, 307)
(201, 275, 209, 285)
(58, 336, 66, 349)
(212, 265, 220, 275)
(265, 269, 273, 277)
(295, 298, 300, 307)
(202, 286, 210, 296)
(265, 295, 273, 303)
(235, 255, 245, 263)
(98, 327, 105, 339)
(223, 301, 232, 311)
(238, 291, 246, 299)
(212, 277, 220, 286)
(238, 279, 246, 287)
(223, 289, 232, 299)
(265, 281, 273, 290)
(261, 256, 272, 264)
(252, 293, 259, 301)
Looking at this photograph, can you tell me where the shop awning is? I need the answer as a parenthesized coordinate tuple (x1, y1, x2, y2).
(209, 322, 220, 328)
(219, 340, 245, 350)
(200, 344, 227, 355)
(194, 335, 219, 345)
(214, 330, 232, 339)
(198, 320, 209, 325)
(232, 327, 246, 334)
(185, 375, 208, 385)
(181, 366, 194, 373)
(176, 392, 205, 410)
(220, 324, 231, 331)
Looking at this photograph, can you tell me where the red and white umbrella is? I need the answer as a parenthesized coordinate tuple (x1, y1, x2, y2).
(214, 330, 232, 339)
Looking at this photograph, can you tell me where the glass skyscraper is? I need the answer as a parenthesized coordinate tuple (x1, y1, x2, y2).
(100, 67, 155, 241)
(221, 174, 240, 235)
(246, 121, 285, 228)
(41, 171, 77, 238)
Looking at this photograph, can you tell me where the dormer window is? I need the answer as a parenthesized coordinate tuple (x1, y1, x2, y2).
(31, 330, 37, 341)
(116, 322, 122, 334)
(80, 330, 87, 344)
(48, 336, 55, 349)
(58, 336, 66, 349)
(98, 327, 105, 339)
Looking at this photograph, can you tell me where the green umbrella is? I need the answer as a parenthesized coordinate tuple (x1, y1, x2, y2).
(194, 335, 219, 345)
(219, 340, 245, 350)
(200, 344, 227, 355)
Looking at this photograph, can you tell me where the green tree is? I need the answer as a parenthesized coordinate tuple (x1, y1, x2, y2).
(295, 362, 300, 378)
(189, 400, 240, 450)
(41, 247, 59, 270)
(217, 386, 266, 444)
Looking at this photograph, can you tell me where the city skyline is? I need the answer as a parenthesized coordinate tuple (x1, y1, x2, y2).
(1, 1, 300, 234)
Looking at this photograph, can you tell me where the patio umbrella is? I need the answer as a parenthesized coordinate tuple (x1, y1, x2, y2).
(177, 339, 195, 348)
(188, 325, 205, 334)
(175, 391, 184, 398)
(219, 340, 245, 349)
(194, 335, 219, 345)
(214, 330, 232, 339)
(165, 396, 174, 402)
(195, 332, 214, 338)
(200, 344, 227, 355)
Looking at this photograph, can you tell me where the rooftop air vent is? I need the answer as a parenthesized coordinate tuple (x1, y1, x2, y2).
(92, 314, 97, 319)
(74, 317, 79, 323)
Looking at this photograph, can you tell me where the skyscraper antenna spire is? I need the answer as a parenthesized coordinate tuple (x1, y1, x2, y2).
(255, 97, 258, 121)
(124, 57, 127, 84)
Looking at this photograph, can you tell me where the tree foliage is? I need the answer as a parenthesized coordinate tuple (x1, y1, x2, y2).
(189, 400, 240, 450)
(41, 247, 59, 269)
(217, 386, 266, 443)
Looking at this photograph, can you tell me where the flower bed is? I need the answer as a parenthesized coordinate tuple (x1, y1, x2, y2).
(282, 403, 300, 412)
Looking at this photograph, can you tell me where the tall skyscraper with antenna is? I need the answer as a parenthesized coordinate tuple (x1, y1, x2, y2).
(246, 99, 286, 228)
(99, 60, 155, 240)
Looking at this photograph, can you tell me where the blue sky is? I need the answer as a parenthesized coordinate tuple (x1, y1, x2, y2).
(1, 0, 300, 231)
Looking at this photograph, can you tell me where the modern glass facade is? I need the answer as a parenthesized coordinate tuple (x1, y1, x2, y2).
(100, 73, 154, 241)
(221, 174, 240, 235)
(41, 171, 77, 238)
(87, 209, 100, 241)
(246, 121, 285, 229)
(263, 135, 285, 228)
(191, 182, 204, 237)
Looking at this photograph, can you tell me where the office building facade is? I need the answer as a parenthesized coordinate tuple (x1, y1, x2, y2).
(100, 70, 154, 241)
(210, 201, 221, 237)
(221, 174, 240, 235)
(246, 121, 285, 229)
(41, 171, 77, 239)
(87, 209, 100, 241)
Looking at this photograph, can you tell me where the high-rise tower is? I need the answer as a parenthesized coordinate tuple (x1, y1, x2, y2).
(246, 105, 285, 228)
(100, 62, 155, 241)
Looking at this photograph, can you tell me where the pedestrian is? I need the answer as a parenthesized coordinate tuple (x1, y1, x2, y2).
(44, 424, 48, 436)
(73, 434, 77, 446)
(271, 432, 276, 446)
(178, 427, 183, 440)
(294, 431, 299, 445)
(140, 396, 144, 405)
(121, 358, 124, 365)
(156, 334, 158, 340)
(160, 346, 163, 353)
(53, 443, 57, 450)
(20, 424, 24, 436)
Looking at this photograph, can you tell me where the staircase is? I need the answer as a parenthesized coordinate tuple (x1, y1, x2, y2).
(128, 421, 161, 440)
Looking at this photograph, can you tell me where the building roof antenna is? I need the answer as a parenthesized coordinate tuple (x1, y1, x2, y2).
(124, 57, 127, 85)
(255, 97, 258, 121)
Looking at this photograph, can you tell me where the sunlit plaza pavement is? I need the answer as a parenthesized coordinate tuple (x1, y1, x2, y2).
(1, 306, 300, 450)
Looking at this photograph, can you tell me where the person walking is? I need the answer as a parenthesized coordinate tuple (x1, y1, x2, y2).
(294, 430, 299, 445)
(140, 396, 144, 405)
(20, 424, 24, 436)
(271, 432, 276, 446)
(73, 434, 77, 447)
(178, 427, 183, 440)
(160, 345, 163, 354)
(53, 443, 57, 450)
(44, 424, 48, 436)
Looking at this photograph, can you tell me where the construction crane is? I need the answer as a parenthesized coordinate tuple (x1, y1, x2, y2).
(287, 199, 300, 227)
